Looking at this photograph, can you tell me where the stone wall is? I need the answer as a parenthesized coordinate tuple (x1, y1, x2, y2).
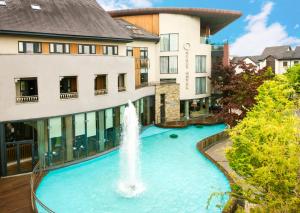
(155, 84, 180, 123)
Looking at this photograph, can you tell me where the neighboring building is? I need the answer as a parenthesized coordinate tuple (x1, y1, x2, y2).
(0, 0, 241, 176)
(231, 46, 300, 74)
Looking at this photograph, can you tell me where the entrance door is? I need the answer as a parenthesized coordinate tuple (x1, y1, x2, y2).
(160, 94, 166, 124)
(4, 122, 37, 176)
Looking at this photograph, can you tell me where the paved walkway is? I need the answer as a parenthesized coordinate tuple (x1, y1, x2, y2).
(0, 174, 32, 213)
(205, 138, 243, 185)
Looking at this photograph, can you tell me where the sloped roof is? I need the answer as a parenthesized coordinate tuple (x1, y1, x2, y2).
(294, 46, 300, 59)
(109, 7, 242, 35)
(231, 56, 260, 64)
(0, 0, 132, 42)
(260, 45, 292, 59)
(114, 18, 159, 42)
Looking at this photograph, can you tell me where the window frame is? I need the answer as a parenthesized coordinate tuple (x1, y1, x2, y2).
(160, 33, 179, 52)
(103, 45, 118, 56)
(49, 43, 70, 54)
(195, 55, 207, 73)
(283, 61, 288, 67)
(195, 77, 207, 95)
(160, 56, 178, 74)
(18, 41, 42, 54)
(78, 44, 96, 54)
(126, 47, 133, 56)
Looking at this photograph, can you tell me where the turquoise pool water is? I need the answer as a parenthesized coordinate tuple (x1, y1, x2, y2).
(36, 124, 230, 213)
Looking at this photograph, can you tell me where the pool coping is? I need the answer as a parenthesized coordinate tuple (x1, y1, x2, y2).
(196, 131, 242, 213)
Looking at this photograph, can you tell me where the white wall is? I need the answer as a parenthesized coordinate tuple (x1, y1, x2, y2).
(158, 13, 211, 100)
(235, 58, 258, 73)
(0, 55, 155, 122)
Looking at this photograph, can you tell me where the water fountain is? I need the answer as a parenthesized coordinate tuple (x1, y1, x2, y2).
(118, 101, 145, 197)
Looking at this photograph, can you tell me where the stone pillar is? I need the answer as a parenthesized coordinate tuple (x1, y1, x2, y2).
(185, 100, 190, 120)
(65, 116, 73, 162)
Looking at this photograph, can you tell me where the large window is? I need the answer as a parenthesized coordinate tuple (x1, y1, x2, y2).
(78, 44, 96, 54)
(103, 45, 118, 55)
(160, 56, 178, 74)
(49, 43, 70, 54)
(15, 77, 39, 103)
(195, 55, 206, 73)
(118, 74, 126, 92)
(18, 41, 41, 53)
(196, 77, 207, 94)
(60, 76, 78, 99)
(160, 33, 178, 52)
(94, 75, 107, 95)
(126, 47, 133, 56)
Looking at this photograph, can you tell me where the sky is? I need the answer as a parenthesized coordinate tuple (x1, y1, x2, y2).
(97, 0, 300, 56)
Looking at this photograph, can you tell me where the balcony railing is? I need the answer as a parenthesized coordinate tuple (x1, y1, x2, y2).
(200, 36, 211, 44)
(135, 58, 149, 69)
(118, 86, 126, 92)
(94, 89, 107, 95)
(16, 95, 39, 103)
(60, 92, 78, 99)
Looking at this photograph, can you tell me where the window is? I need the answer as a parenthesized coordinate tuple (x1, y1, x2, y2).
(294, 61, 299, 65)
(15, 78, 39, 103)
(18, 41, 41, 53)
(31, 4, 41, 10)
(95, 75, 107, 95)
(118, 74, 126, 92)
(160, 56, 178, 74)
(49, 43, 70, 54)
(60, 76, 78, 99)
(0, 0, 6, 6)
(196, 77, 207, 94)
(160, 33, 178, 52)
(103, 45, 118, 55)
(283, 61, 288, 67)
(126, 47, 133, 56)
(78, 44, 96, 54)
(195, 55, 206, 73)
(140, 47, 148, 59)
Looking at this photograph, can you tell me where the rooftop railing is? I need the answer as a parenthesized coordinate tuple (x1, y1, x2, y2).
(94, 89, 108, 95)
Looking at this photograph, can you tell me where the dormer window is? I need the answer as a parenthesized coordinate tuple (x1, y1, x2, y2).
(0, 0, 6, 6)
(31, 4, 41, 10)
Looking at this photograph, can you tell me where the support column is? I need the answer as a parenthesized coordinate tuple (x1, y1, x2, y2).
(205, 97, 210, 113)
(146, 97, 151, 125)
(37, 120, 46, 167)
(185, 100, 190, 120)
(65, 116, 73, 162)
(98, 111, 105, 152)
(0, 122, 6, 176)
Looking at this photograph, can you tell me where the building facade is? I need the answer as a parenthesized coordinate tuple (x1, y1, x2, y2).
(0, 0, 241, 176)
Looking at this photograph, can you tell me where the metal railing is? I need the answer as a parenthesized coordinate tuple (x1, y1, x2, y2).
(118, 86, 126, 92)
(16, 95, 39, 103)
(94, 89, 107, 95)
(60, 92, 78, 99)
(31, 161, 54, 213)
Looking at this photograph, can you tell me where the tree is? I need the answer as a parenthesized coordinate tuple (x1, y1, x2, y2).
(226, 74, 300, 212)
(285, 64, 300, 93)
(211, 62, 274, 127)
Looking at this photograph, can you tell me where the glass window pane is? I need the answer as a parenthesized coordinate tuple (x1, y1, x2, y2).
(75, 114, 85, 136)
(91, 45, 96, 54)
(170, 34, 178, 51)
(18, 42, 24, 53)
(196, 77, 206, 94)
(26, 43, 34, 53)
(49, 117, 62, 138)
(105, 108, 113, 129)
(86, 112, 96, 137)
(78, 45, 83, 54)
(120, 105, 125, 125)
(169, 56, 178, 73)
(65, 44, 70, 53)
(56, 44, 63, 53)
(196, 55, 206, 73)
(160, 34, 170, 52)
(84, 45, 89, 54)
(160, 56, 169, 74)
(50, 43, 54, 53)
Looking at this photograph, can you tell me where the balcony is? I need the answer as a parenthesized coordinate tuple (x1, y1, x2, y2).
(94, 89, 107, 95)
(60, 76, 78, 100)
(60, 92, 78, 99)
(15, 78, 39, 103)
(135, 58, 150, 69)
(94, 75, 107, 96)
(200, 36, 210, 44)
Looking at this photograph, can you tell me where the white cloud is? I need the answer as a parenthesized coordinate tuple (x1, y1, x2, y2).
(97, 0, 153, 10)
(231, 1, 300, 56)
(294, 24, 300, 29)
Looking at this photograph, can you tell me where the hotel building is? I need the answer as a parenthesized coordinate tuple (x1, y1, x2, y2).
(0, 0, 241, 176)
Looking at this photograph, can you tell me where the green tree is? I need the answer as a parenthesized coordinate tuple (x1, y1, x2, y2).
(285, 64, 300, 93)
(227, 75, 300, 212)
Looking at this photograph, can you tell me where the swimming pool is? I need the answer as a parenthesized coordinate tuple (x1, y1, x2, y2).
(36, 124, 230, 213)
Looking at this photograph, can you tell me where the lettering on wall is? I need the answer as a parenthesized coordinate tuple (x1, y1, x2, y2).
(183, 43, 191, 90)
